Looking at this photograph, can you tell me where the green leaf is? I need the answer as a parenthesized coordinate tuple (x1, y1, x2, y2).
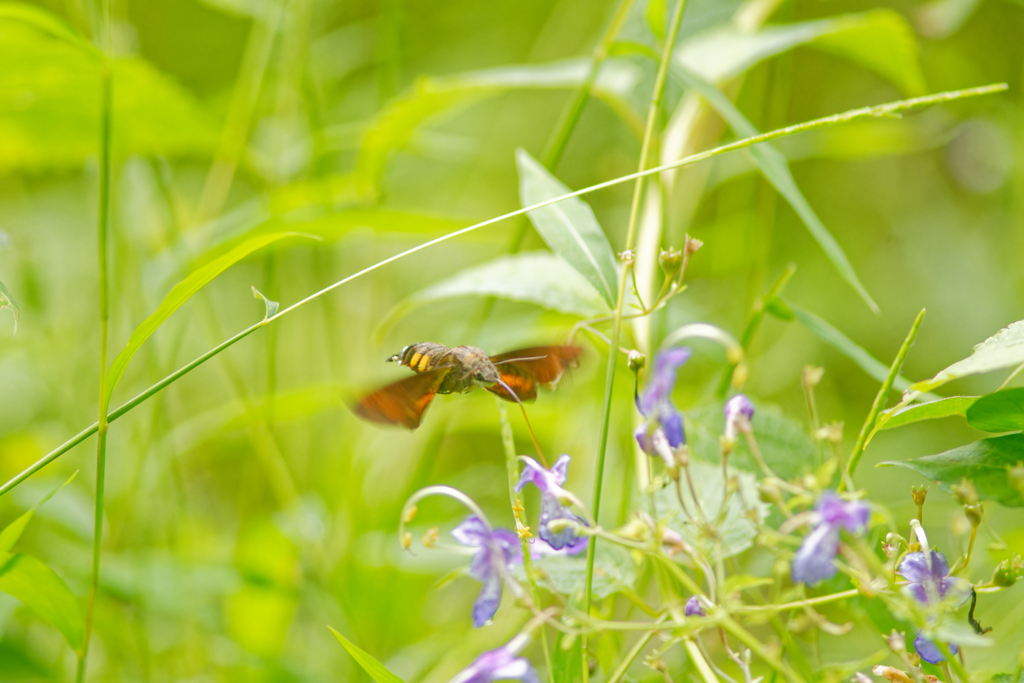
(0, 472, 77, 553)
(874, 396, 978, 435)
(104, 233, 306, 413)
(0, 278, 18, 333)
(879, 434, 1024, 507)
(329, 626, 406, 683)
(524, 544, 636, 600)
(378, 252, 610, 337)
(674, 67, 877, 313)
(0, 552, 83, 650)
(676, 10, 924, 94)
(551, 630, 582, 683)
(516, 149, 619, 307)
(787, 302, 919, 394)
(0, 3, 96, 54)
(966, 389, 1024, 433)
(912, 320, 1024, 394)
(251, 287, 279, 320)
(646, 0, 667, 39)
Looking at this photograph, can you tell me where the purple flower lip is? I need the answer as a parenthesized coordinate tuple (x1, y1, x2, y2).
(790, 492, 870, 586)
(914, 630, 957, 664)
(684, 596, 707, 617)
(897, 550, 969, 605)
(449, 634, 539, 683)
(635, 348, 690, 462)
(452, 516, 523, 627)
(516, 455, 588, 552)
(723, 394, 755, 442)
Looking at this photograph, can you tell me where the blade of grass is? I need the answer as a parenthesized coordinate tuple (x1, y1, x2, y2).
(329, 627, 406, 683)
(0, 83, 1007, 500)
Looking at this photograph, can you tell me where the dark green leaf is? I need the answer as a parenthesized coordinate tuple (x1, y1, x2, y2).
(0, 278, 18, 333)
(879, 434, 1024, 507)
(966, 388, 1024, 433)
(913, 320, 1024, 393)
(870, 397, 978, 445)
(0, 553, 83, 650)
(516, 149, 619, 307)
(329, 626, 406, 683)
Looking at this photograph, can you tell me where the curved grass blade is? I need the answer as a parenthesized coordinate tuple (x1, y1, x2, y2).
(0, 279, 18, 333)
(0, 553, 83, 650)
(516, 149, 619, 307)
(0, 472, 78, 553)
(329, 627, 406, 683)
(103, 232, 309, 413)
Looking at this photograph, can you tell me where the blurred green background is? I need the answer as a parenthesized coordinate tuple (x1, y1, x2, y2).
(0, 0, 1023, 680)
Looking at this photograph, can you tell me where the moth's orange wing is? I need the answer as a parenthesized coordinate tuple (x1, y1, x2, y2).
(353, 368, 450, 429)
(486, 345, 582, 403)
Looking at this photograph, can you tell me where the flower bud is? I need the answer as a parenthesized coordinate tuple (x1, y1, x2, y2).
(1008, 461, 1024, 494)
(402, 505, 418, 524)
(684, 236, 703, 256)
(992, 558, 1019, 587)
(802, 365, 825, 389)
(759, 480, 781, 503)
(910, 486, 928, 508)
(882, 543, 898, 558)
(659, 248, 683, 277)
(619, 249, 635, 264)
(401, 532, 412, 550)
(952, 478, 978, 506)
(964, 503, 983, 528)
(628, 350, 646, 373)
(884, 629, 906, 655)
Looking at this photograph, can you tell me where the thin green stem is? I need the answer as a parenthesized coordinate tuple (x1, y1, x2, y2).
(846, 308, 926, 480)
(606, 617, 668, 683)
(581, 2, 688, 680)
(0, 84, 1006, 499)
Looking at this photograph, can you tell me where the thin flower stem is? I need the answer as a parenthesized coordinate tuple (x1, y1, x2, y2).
(606, 616, 668, 683)
(684, 638, 721, 683)
(846, 309, 926, 481)
(582, 2, 689, 678)
(0, 85, 1007, 500)
(734, 588, 863, 614)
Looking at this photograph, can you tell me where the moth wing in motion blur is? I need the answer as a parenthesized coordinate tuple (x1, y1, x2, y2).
(353, 367, 451, 429)
(486, 345, 582, 402)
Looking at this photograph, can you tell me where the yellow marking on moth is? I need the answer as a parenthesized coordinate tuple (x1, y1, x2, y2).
(417, 354, 432, 372)
(408, 352, 422, 370)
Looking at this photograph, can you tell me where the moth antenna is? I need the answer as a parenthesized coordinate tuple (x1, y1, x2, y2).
(496, 379, 548, 468)
(492, 354, 547, 365)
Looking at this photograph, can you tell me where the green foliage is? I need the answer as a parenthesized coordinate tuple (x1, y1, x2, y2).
(329, 627, 407, 683)
(870, 396, 979, 441)
(0, 554, 83, 650)
(880, 434, 1024, 507)
(966, 388, 1024, 433)
(0, 278, 18, 333)
(913, 319, 1024, 393)
(516, 149, 619, 308)
(528, 544, 636, 600)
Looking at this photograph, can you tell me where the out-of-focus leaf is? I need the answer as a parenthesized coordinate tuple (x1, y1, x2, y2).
(912, 320, 1024, 394)
(225, 583, 296, 656)
(329, 626, 407, 683)
(516, 149, 618, 307)
(652, 461, 769, 559)
(379, 252, 609, 337)
(872, 396, 978, 437)
(551, 630, 583, 683)
(647, 0, 667, 39)
(105, 233, 306, 413)
(915, 0, 983, 40)
(0, 640, 51, 681)
(677, 10, 924, 94)
(355, 59, 642, 195)
(251, 287, 279, 320)
(966, 389, 1024, 433)
(0, 552, 83, 650)
(687, 402, 816, 481)
(675, 67, 877, 313)
(787, 302, 919, 394)
(0, 23, 218, 172)
(879, 434, 1024, 507)
(0, 279, 18, 333)
(0, 472, 77, 553)
(0, 3, 96, 53)
(525, 544, 636, 600)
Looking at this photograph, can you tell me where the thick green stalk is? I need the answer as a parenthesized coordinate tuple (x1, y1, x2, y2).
(580, 2, 689, 680)
(0, 84, 1006, 499)
(78, 49, 112, 683)
(846, 309, 925, 479)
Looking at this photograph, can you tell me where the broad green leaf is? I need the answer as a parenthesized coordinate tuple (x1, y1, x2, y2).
(551, 630, 583, 683)
(879, 434, 1024, 507)
(0, 472, 77, 553)
(676, 10, 924, 94)
(516, 149, 619, 307)
(356, 59, 642, 195)
(966, 389, 1024, 433)
(329, 627, 406, 683)
(651, 461, 769, 559)
(873, 396, 978, 436)
(105, 233, 305, 413)
(675, 67, 877, 313)
(0, 552, 83, 650)
(522, 544, 636, 600)
(787, 302, 919, 394)
(0, 3, 96, 53)
(378, 252, 610, 337)
(0, 278, 18, 333)
(912, 320, 1024, 393)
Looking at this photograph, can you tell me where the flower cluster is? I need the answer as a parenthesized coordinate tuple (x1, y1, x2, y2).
(897, 549, 969, 663)
(791, 492, 869, 586)
(634, 347, 690, 466)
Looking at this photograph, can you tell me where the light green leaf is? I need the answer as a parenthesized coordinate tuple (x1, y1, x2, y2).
(329, 627, 406, 683)
(787, 302, 920, 394)
(675, 67, 877, 313)
(523, 544, 636, 600)
(966, 389, 1024, 433)
(912, 320, 1024, 393)
(879, 434, 1024, 507)
(873, 396, 978, 436)
(647, 0, 667, 39)
(0, 3, 96, 53)
(355, 59, 641, 195)
(0, 472, 77, 553)
(0, 553, 83, 650)
(516, 149, 619, 307)
(0, 278, 18, 333)
(677, 10, 924, 94)
(105, 233, 306, 413)
(251, 287, 279, 320)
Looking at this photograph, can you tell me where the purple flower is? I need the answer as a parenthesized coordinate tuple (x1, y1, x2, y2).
(684, 596, 706, 617)
(449, 634, 539, 683)
(723, 394, 755, 443)
(516, 455, 588, 552)
(914, 630, 958, 664)
(897, 550, 968, 605)
(791, 493, 869, 586)
(635, 347, 691, 463)
(452, 516, 523, 627)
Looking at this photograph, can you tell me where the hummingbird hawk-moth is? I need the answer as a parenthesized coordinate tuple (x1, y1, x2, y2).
(353, 343, 582, 429)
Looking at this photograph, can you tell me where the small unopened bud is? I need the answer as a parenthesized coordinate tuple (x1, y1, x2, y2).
(731, 362, 749, 389)
(802, 365, 825, 389)
(401, 532, 412, 550)
(882, 543, 898, 558)
(759, 480, 781, 503)
(422, 527, 440, 547)
(619, 249, 635, 264)
(952, 479, 979, 506)
(684, 235, 703, 256)
(659, 248, 683, 276)
(628, 350, 646, 373)
(911, 486, 928, 508)
(992, 558, 1019, 587)
(402, 505, 418, 524)
(644, 656, 667, 673)
(964, 503, 984, 527)
(883, 629, 906, 655)
(1008, 461, 1024, 494)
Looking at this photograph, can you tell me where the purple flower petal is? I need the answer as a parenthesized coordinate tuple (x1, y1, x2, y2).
(538, 496, 580, 551)
(492, 658, 540, 683)
(451, 640, 540, 683)
(551, 455, 571, 486)
(914, 630, 957, 664)
(661, 409, 686, 449)
(452, 516, 492, 547)
(817, 493, 869, 533)
(684, 596, 706, 617)
(634, 423, 653, 455)
(897, 552, 933, 585)
(472, 575, 503, 627)
(637, 347, 691, 416)
(929, 551, 950, 582)
(724, 394, 755, 441)
(791, 524, 840, 586)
